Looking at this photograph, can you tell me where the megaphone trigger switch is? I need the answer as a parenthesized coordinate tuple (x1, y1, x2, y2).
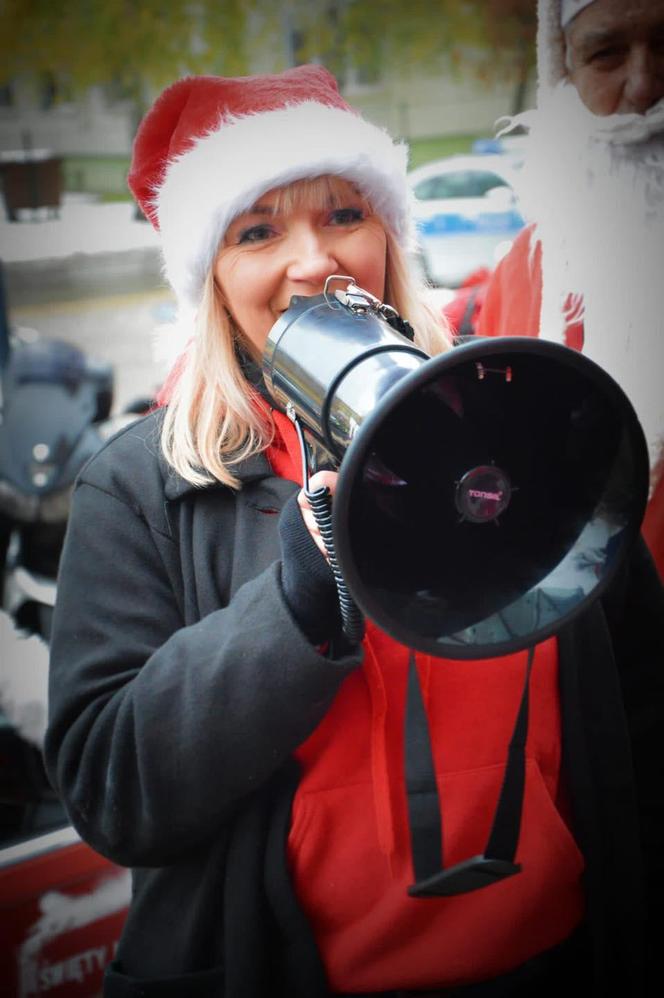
(455, 465, 512, 524)
(475, 361, 512, 382)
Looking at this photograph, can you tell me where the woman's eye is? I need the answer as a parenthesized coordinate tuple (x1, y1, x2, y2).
(237, 224, 275, 244)
(329, 207, 364, 226)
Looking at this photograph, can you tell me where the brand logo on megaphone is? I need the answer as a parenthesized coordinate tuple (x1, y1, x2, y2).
(468, 489, 503, 501)
(456, 466, 512, 524)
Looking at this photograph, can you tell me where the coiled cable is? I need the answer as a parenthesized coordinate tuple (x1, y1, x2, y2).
(291, 414, 365, 645)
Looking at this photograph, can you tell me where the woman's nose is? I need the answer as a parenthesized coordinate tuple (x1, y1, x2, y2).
(624, 45, 664, 113)
(285, 226, 340, 285)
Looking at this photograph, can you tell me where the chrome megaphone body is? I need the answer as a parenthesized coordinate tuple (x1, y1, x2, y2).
(263, 279, 649, 659)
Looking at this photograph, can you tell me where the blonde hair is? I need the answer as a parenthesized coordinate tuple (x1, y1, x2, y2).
(161, 176, 452, 489)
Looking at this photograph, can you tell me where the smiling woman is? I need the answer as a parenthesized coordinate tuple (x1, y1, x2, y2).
(160, 163, 445, 488)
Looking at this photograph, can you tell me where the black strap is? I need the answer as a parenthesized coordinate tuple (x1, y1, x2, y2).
(404, 651, 444, 878)
(458, 287, 479, 338)
(384, 313, 415, 341)
(485, 646, 534, 861)
(405, 649, 534, 897)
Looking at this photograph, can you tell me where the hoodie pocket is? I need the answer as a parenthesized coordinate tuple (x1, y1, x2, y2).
(287, 759, 586, 994)
(103, 960, 224, 997)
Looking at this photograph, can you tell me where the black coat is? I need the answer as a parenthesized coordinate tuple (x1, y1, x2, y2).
(45, 411, 664, 997)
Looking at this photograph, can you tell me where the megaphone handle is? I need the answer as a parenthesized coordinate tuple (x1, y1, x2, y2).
(290, 414, 365, 646)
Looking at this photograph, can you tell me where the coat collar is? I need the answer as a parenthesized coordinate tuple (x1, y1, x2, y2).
(162, 447, 273, 501)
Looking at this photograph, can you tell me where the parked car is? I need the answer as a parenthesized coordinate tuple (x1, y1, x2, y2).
(408, 153, 525, 288)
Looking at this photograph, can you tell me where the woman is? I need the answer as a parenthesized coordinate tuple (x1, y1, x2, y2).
(45, 66, 663, 998)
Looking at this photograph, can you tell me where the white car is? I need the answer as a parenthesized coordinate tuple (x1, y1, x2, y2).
(408, 154, 525, 288)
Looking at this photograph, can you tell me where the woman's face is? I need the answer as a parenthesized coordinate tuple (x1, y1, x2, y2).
(214, 177, 387, 357)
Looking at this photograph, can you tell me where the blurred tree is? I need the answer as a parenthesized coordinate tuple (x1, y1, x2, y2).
(268, 0, 536, 116)
(466, 0, 537, 115)
(0, 0, 536, 122)
(0, 0, 251, 127)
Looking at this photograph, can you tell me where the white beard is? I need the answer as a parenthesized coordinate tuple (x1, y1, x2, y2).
(503, 82, 664, 489)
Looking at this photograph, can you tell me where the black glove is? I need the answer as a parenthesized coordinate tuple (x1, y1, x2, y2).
(278, 492, 342, 646)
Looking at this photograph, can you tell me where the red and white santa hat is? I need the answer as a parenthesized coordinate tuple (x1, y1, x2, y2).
(128, 64, 411, 315)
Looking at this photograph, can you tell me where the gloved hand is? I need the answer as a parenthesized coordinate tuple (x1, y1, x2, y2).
(278, 491, 342, 646)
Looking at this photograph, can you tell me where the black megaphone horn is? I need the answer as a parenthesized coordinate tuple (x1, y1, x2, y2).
(262, 277, 649, 659)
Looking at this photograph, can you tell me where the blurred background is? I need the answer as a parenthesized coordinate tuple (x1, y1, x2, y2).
(0, 0, 536, 408)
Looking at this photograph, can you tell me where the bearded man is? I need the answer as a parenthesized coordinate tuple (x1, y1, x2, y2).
(478, 0, 664, 576)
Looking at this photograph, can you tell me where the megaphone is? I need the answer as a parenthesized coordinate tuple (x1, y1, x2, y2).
(263, 279, 649, 659)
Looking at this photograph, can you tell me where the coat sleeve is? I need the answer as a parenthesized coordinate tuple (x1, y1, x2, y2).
(45, 479, 361, 868)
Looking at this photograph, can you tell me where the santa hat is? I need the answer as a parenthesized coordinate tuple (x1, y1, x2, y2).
(536, 0, 597, 101)
(128, 65, 411, 317)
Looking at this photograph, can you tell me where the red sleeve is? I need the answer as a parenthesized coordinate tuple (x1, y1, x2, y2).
(477, 225, 543, 338)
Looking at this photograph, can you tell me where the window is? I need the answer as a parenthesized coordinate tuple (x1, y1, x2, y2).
(414, 170, 510, 201)
(0, 83, 14, 108)
(39, 71, 58, 111)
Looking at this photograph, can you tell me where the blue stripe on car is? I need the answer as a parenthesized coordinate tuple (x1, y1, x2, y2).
(417, 210, 524, 235)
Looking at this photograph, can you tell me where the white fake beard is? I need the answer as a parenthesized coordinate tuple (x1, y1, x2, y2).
(504, 82, 664, 487)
